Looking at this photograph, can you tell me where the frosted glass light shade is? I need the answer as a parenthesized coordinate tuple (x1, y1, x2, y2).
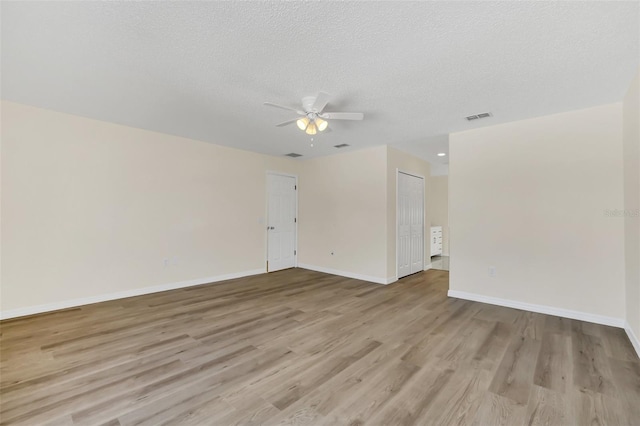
(316, 118, 328, 131)
(305, 122, 317, 135)
(296, 117, 310, 130)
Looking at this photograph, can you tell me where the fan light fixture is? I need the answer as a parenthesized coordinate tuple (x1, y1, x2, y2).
(296, 115, 326, 135)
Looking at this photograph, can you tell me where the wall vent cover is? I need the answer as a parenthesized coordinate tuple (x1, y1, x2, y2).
(466, 112, 492, 121)
(334, 144, 350, 148)
(284, 153, 302, 158)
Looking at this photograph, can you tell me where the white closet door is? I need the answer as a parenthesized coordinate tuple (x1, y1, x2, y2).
(398, 173, 412, 278)
(398, 172, 424, 279)
(410, 176, 424, 274)
(267, 174, 297, 272)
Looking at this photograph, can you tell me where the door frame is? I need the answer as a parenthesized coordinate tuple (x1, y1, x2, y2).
(396, 169, 426, 279)
(266, 171, 298, 272)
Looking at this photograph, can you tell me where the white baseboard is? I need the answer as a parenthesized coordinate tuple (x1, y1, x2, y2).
(447, 290, 625, 328)
(0, 268, 266, 320)
(298, 263, 391, 285)
(625, 321, 640, 359)
(423, 263, 432, 271)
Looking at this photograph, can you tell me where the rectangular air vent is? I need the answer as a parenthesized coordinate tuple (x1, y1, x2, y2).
(284, 153, 302, 157)
(466, 112, 492, 121)
(334, 144, 350, 148)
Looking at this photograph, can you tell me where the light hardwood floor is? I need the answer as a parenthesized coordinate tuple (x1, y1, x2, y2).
(1, 269, 638, 425)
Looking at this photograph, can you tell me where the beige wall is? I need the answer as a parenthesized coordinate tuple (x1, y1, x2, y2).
(298, 145, 434, 283)
(1, 101, 299, 313)
(624, 71, 640, 340)
(298, 146, 389, 282)
(449, 103, 625, 320)
(430, 176, 449, 256)
(386, 146, 431, 279)
(1, 102, 437, 315)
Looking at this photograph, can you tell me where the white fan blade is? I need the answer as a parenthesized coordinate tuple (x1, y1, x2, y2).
(312, 92, 330, 113)
(264, 102, 304, 115)
(275, 118, 299, 127)
(320, 112, 364, 120)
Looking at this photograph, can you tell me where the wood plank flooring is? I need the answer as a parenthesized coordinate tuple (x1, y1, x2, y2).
(1, 268, 638, 425)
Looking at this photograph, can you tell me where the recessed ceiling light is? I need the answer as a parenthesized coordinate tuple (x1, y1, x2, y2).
(437, 153, 446, 157)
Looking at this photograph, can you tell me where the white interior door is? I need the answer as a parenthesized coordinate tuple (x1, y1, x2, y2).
(267, 174, 297, 272)
(410, 176, 424, 274)
(398, 173, 412, 278)
(398, 172, 424, 279)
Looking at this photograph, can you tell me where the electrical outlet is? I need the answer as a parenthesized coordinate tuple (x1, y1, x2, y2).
(163, 258, 170, 267)
(488, 266, 496, 277)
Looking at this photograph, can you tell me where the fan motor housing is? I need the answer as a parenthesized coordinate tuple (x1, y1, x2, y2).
(302, 96, 317, 112)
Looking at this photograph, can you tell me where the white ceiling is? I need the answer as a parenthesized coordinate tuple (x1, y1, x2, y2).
(2, 2, 638, 167)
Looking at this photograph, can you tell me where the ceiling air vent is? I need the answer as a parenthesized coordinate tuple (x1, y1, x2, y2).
(284, 153, 302, 158)
(466, 112, 492, 121)
(334, 144, 350, 148)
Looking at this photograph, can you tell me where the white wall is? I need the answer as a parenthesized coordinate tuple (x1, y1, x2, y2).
(1, 101, 298, 316)
(386, 147, 432, 280)
(429, 176, 449, 256)
(624, 71, 640, 345)
(449, 103, 625, 323)
(298, 146, 389, 283)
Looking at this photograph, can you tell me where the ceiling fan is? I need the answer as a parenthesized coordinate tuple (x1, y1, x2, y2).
(264, 92, 364, 135)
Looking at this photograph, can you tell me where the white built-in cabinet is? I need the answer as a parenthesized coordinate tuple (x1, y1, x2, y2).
(430, 226, 443, 256)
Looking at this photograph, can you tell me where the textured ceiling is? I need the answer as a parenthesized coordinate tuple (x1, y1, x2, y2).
(394, 135, 450, 177)
(2, 1, 638, 164)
